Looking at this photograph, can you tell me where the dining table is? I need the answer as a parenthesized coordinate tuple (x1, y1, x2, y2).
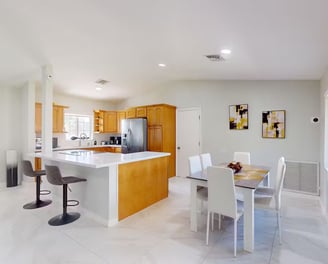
(187, 164, 270, 253)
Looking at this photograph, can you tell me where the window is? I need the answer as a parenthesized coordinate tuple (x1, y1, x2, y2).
(64, 114, 92, 140)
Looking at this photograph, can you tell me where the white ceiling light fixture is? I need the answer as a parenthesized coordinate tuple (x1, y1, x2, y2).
(220, 49, 231, 55)
(158, 63, 166, 68)
(95, 87, 102, 91)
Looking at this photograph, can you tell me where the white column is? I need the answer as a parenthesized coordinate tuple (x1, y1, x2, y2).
(41, 65, 53, 155)
(22, 81, 36, 158)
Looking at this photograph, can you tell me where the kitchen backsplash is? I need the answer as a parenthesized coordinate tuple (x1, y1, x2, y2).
(52, 133, 121, 148)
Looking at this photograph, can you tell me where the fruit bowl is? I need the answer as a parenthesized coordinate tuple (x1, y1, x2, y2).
(227, 162, 242, 173)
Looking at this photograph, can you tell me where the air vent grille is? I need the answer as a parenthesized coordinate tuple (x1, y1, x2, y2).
(205, 54, 225, 62)
(95, 79, 109, 85)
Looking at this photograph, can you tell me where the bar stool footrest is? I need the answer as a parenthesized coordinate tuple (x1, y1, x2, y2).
(40, 189, 51, 195)
(67, 199, 79, 207)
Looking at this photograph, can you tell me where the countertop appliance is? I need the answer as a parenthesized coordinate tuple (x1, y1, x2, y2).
(121, 118, 147, 153)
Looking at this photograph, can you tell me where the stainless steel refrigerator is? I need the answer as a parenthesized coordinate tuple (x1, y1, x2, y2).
(121, 118, 147, 153)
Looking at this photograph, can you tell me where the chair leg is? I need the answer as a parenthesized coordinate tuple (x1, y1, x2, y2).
(278, 210, 282, 244)
(23, 176, 52, 209)
(63, 184, 68, 216)
(211, 212, 214, 231)
(218, 214, 221, 230)
(206, 211, 210, 245)
(36, 176, 41, 203)
(234, 219, 237, 257)
(48, 184, 80, 226)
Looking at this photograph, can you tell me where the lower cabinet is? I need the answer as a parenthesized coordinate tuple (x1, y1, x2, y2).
(35, 157, 42, 170)
(82, 147, 121, 153)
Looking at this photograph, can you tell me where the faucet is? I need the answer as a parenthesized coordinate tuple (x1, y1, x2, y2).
(70, 133, 89, 147)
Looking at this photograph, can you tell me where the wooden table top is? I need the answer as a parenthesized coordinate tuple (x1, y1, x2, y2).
(187, 164, 270, 189)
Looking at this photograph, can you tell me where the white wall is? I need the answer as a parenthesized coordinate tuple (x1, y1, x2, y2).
(320, 71, 328, 214)
(119, 80, 320, 187)
(0, 85, 24, 184)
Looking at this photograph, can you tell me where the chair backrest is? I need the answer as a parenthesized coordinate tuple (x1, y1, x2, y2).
(275, 157, 286, 209)
(207, 166, 237, 219)
(188, 155, 202, 176)
(200, 153, 212, 171)
(22, 160, 35, 177)
(45, 165, 64, 185)
(233, 152, 251, 165)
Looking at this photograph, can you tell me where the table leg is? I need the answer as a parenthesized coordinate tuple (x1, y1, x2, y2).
(190, 181, 198, 232)
(239, 187, 254, 252)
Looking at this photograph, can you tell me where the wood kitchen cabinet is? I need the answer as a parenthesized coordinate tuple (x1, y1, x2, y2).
(136, 106, 147, 117)
(126, 107, 136, 118)
(94, 110, 104, 133)
(117, 111, 126, 133)
(35, 103, 42, 134)
(35, 157, 42, 170)
(35, 103, 68, 133)
(103, 111, 117, 133)
(147, 104, 176, 177)
(53, 104, 67, 133)
(94, 110, 118, 133)
(82, 146, 121, 153)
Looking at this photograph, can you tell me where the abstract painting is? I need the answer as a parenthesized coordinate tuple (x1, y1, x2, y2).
(262, 110, 285, 138)
(229, 104, 248, 130)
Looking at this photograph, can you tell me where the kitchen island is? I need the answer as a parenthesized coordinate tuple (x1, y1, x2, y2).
(37, 151, 170, 226)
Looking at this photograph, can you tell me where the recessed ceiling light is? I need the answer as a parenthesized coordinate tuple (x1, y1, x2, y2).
(158, 63, 166, 67)
(221, 49, 231, 55)
(95, 87, 102, 91)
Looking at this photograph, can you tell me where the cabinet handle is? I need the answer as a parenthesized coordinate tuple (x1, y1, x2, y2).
(177, 146, 181, 150)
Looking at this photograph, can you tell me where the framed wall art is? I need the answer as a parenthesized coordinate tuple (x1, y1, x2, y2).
(262, 110, 285, 138)
(229, 104, 248, 130)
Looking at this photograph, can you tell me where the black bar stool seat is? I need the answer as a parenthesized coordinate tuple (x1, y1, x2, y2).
(45, 165, 87, 226)
(22, 160, 52, 209)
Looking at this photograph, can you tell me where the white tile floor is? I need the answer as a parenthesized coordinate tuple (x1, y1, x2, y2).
(0, 176, 327, 264)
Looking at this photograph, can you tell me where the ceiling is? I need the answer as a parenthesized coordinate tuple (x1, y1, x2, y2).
(1, 0, 328, 102)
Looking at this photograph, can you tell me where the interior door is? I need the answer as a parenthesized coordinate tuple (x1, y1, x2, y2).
(176, 107, 201, 177)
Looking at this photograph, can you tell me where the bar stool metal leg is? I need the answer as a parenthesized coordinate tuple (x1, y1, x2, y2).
(23, 176, 52, 209)
(48, 184, 80, 226)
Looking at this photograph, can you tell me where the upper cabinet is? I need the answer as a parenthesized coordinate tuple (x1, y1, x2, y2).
(94, 110, 104, 133)
(35, 103, 68, 133)
(147, 105, 164, 125)
(126, 107, 136, 119)
(94, 110, 117, 133)
(53, 104, 68, 133)
(136, 107, 147, 118)
(103, 111, 117, 133)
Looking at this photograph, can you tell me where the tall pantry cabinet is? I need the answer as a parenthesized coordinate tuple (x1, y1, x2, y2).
(146, 104, 176, 178)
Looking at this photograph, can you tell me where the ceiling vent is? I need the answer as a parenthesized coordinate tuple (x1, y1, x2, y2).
(95, 79, 110, 85)
(205, 54, 225, 62)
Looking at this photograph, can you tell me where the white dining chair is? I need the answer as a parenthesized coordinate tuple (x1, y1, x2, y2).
(200, 153, 212, 172)
(188, 155, 207, 211)
(206, 166, 243, 257)
(254, 156, 286, 244)
(188, 155, 203, 176)
(233, 151, 251, 165)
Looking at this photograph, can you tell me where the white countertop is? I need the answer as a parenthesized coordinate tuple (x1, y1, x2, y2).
(36, 151, 170, 168)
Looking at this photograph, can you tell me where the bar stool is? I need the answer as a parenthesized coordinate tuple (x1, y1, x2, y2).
(45, 165, 87, 226)
(22, 160, 52, 209)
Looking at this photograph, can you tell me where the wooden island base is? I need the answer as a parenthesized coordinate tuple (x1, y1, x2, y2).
(118, 156, 169, 220)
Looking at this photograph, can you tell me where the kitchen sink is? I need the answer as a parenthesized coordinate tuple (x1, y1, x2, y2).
(59, 150, 94, 156)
